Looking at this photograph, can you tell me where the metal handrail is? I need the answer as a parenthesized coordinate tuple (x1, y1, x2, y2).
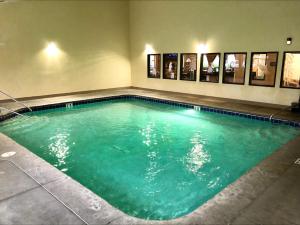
(0, 90, 32, 111)
(0, 106, 28, 118)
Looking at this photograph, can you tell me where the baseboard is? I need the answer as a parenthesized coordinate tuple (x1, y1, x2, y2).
(0, 86, 134, 103)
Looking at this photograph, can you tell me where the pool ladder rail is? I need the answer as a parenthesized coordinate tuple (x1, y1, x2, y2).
(0, 90, 32, 118)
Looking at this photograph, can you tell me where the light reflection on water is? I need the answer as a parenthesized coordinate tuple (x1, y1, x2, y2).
(140, 122, 161, 187)
(140, 122, 158, 147)
(186, 143, 210, 173)
(140, 121, 211, 192)
(48, 129, 70, 169)
(185, 132, 210, 174)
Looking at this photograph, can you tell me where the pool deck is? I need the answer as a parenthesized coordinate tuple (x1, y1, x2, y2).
(0, 87, 300, 225)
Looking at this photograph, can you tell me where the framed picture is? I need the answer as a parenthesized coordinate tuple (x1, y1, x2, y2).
(200, 53, 220, 83)
(147, 54, 161, 78)
(280, 52, 300, 89)
(249, 52, 278, 87)
(222, 52, 247, 85)
(163, 53, 178, 80)
(180, 53, 197, 81)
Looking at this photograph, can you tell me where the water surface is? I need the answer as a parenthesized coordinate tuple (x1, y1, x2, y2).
(0, 99, 299, 220)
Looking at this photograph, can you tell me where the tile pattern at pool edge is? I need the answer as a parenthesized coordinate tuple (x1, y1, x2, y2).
(1, 87, 300, 119)
(1, 93, 300, 127)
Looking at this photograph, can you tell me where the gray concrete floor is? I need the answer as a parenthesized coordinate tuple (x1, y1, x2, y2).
(0, 160, 85, 225)
(0, 88, 300, 225)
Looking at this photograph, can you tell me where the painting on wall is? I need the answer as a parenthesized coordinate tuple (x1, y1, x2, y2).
(180, 53, 197, 81)
(163, 53, 178, 80)
(223, 52, 247, 85)
(200, 53, 220, 83)
(249, 52, 278, 87)
(147, 54, 161, 78)
(280, 52, 300, 89)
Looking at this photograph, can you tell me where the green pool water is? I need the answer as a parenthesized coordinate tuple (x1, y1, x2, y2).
(0, 99, 299, 220)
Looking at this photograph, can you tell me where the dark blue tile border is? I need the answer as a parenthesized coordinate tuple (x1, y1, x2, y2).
(0, 94, 299, 128)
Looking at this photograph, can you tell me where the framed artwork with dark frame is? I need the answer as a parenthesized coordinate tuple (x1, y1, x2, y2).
(163, 53, 178, 80)
(249, 52, 278, 87)
(280, 51, 300, 89)
(200, 53, 220, 83)
(222, 52, 247, 85)
(147, 54, 161, 79)
(180, 53, 197, 81)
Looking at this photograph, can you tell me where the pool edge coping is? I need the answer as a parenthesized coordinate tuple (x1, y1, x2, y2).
(1, 94, 300, 128)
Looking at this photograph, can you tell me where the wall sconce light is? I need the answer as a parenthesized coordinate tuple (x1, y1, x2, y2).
(286, 37, 292, 45)
(197, 44, 208, 54)
(45, 42, 60, 57)
(145, 44, 154, 54)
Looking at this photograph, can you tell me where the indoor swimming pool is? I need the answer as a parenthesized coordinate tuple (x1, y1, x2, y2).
(0, 98, 299, 220)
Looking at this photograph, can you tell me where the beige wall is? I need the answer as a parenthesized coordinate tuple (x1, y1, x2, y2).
(1, 0, 299, 105)
(0, 0, 131, 100)
(129, 0, 300, 105)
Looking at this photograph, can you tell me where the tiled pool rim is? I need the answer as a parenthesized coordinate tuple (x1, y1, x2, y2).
(1, 94, 299, 127)
(0, 95, 299, 127)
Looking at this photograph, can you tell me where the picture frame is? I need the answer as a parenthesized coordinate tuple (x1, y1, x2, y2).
(280, 51, 300, 89)
(222, 52, 247, 85)
(249, 52, 278, 87)
(199, 53, 221, 83)
(180, 53, 197, 81)
(147, 54, 161, 79)
(163, 53, 178, 80)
